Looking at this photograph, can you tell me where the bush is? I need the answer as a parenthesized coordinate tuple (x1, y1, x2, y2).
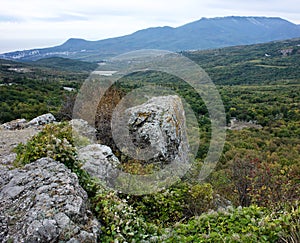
(164, 205, 299, 243)
(14, 122, 76, 168)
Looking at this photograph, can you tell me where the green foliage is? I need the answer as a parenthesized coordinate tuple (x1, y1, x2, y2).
(0, 59, 86, 123)
(125, 183, 189, 226)
(187, 183, 214, 216)
(120, 182, 214, 227)
(14, 123, 76, 168)
(279, 205, 300, 243)
(184, 38, 300, 85)
(90, 186, 160, 242)
(165, 205, 299, 243)
(33, 57, 98, 72)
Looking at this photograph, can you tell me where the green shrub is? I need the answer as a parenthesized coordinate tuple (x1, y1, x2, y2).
(164, 205, 299, 242)
(125, 182, 189, 227)
(91, 184, 160, 242)
(14, 122, 76, 168)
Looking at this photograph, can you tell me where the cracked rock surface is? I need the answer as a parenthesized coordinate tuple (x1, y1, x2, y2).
(119, 95, 189, 167)
(0, 157, 100, 242)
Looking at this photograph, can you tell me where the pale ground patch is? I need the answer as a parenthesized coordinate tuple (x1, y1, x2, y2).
(0, 127, 39, 166)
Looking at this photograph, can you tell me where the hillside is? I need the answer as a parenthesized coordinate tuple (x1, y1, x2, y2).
(33, 57, 98, 72)
(1, 16, 300, 62)
(1, 38, 300, 124)
(0, 58, 89, 123)
(0, 35, 299, 242)
(184, 38, 300, 85)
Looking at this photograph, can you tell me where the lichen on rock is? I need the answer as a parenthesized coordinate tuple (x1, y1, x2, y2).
(0, 157, 100, 242)
(114, 95, 189, 167)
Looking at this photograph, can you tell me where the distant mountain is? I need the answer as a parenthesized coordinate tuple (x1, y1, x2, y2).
(1, 16, 300, 62)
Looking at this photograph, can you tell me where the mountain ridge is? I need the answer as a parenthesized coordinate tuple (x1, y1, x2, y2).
(1, 16, 300, 62)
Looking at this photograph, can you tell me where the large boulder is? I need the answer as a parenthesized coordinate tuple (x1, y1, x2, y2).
(0, 158, 100, 242)
(0, 113, 56, 131)
(114, 95, 189, 167)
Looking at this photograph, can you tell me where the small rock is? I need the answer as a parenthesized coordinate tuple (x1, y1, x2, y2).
(27, 113, 56, 126)
(1, 118, 27, 130)
(70, 119, 97, 146)
(79, 144, 120, 186)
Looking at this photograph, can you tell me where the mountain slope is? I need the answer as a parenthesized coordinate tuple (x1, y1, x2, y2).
(33, 57, 98, 72)
(1, 16, 300, 62)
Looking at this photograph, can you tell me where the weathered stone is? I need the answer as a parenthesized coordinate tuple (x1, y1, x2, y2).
(0, 157, 100, 242)
(115, 95, 189, 167)
(213, 194, 232, 211)
(70, 119, 97, 147)
(1, 118, 27, 130)
(79, 144, 120, 185)
(27, 113, 56, 126)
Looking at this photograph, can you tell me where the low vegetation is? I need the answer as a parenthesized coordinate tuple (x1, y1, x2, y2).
(13, 122, 299, 242)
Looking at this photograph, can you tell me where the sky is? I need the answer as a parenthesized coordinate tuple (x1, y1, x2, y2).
(1, 0, 300, 53)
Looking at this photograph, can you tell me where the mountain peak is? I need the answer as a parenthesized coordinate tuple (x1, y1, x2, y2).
(62, 38, 89, 46)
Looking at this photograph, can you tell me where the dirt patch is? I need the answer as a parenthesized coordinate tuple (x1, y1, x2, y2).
(0, 127, 40, 166)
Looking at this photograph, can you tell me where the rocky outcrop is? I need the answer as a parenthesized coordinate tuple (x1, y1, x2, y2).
(78, 144, 120, 186)
(114, 95, 189, 167)
(1, 113, 56, 130)
(0, 114, 56, 167)
(0, 118, 27, 130)
(213, 194, 232, 211)
(27, 113, 56, 126)
(0, 157, 100, 242)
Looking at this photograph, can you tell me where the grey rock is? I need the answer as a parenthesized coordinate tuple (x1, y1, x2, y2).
(1, 118, 27, 130)
(0, 127, 39, 167)
(0, 153, 16, 166)
(70, 119, 97, 147)
(0, 157, 100, 242)
(79, 144, 120, 185)
(27, 113, 56, 126)
(115, 95, 189, 167)
(213, 194, 232, 211)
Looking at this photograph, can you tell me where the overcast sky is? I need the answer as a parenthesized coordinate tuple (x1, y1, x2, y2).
(1, 0, 300, 53)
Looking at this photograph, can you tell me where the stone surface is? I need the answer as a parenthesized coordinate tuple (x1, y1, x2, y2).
(1, 113, 56, 130)
(115, 95, 189, 167)
(213, 194, 232, 211)
(70, 119, 97, 146)
(0, 157, 100, 242)
(78, 144, 120, 186)
(0, 118, 27, 130)
(27, 113, 56, 126)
